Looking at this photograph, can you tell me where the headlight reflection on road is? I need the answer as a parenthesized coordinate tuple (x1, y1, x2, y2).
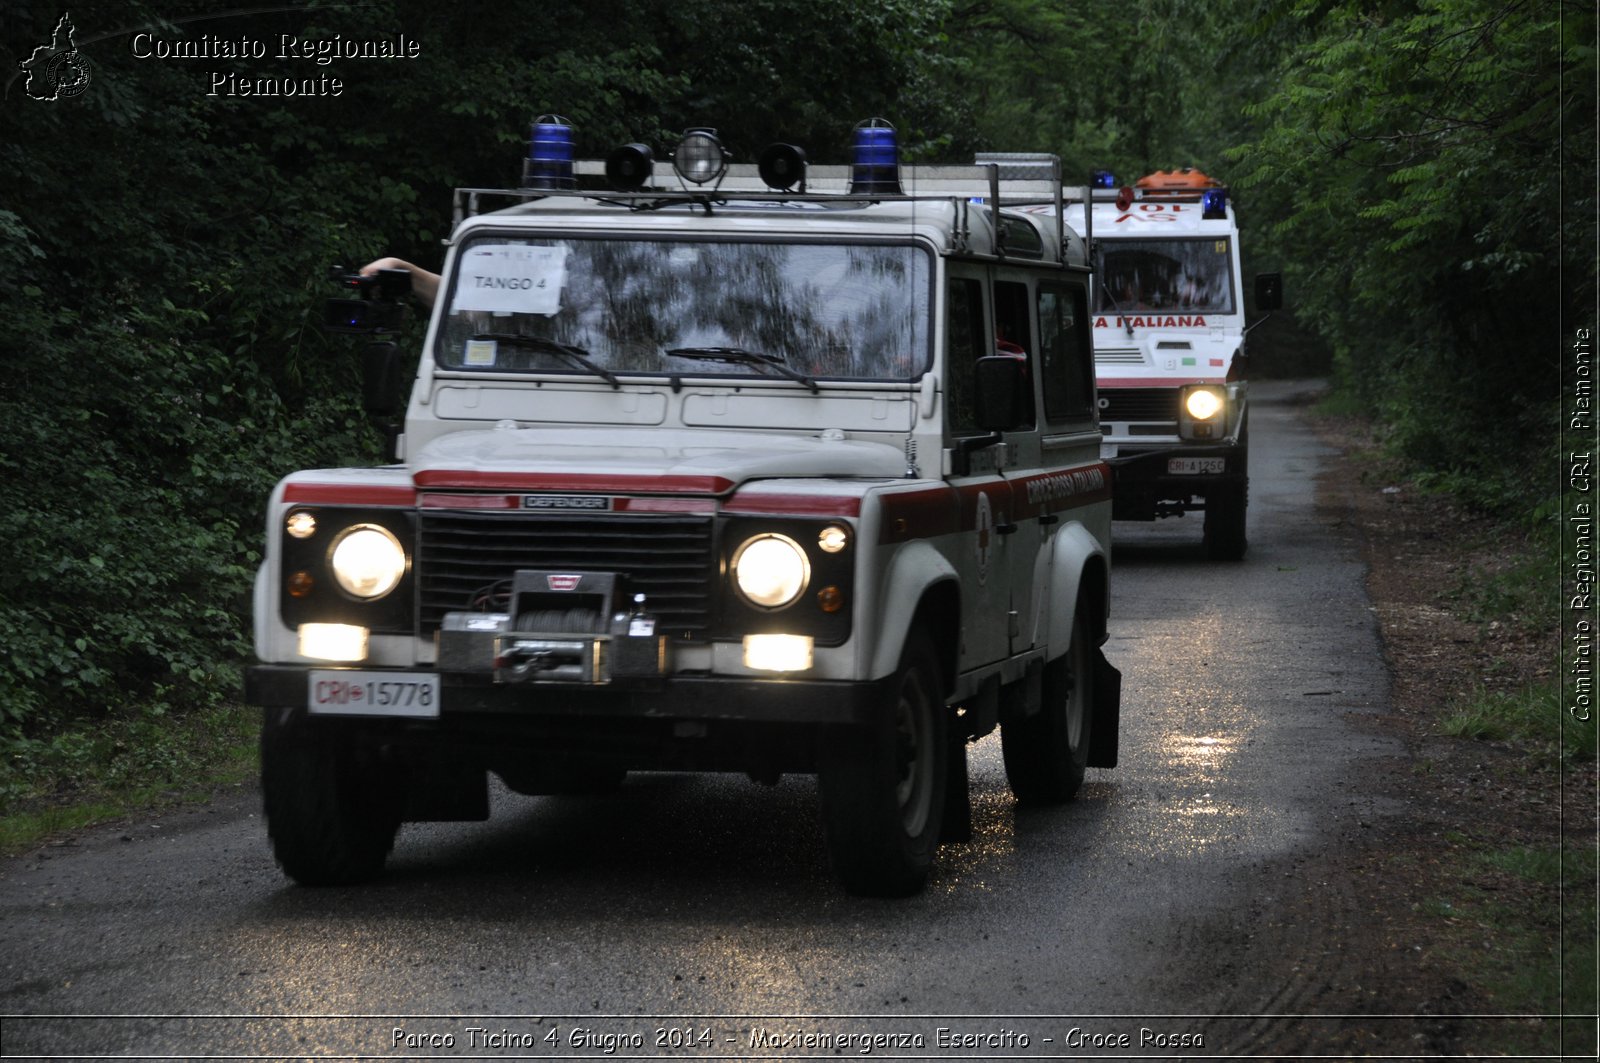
(1149, 733, 1247, 853)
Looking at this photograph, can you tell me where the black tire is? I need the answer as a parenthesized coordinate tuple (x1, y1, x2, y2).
(261, 707, 402, 886)
(818, 630, 948, 897)
(1001, 613, 1092, 804)
(1203, 481, 1248, 561)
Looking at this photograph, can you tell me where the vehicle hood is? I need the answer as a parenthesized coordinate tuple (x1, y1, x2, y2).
(410, 426, 906, 495)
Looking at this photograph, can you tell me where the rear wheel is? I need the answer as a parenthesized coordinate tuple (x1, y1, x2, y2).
(1001, 613, 1093, 803)
(261, 707, 402, 886)
(818, 630, 948, 897)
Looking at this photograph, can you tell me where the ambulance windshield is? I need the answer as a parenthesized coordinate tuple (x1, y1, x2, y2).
(436, 235, 932, 382)
(1094, 238, 1236, 315)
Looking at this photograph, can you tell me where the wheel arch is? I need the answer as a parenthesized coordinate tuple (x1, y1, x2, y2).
(1047, 523, 1110, 661)
(867, 540, 961, 689)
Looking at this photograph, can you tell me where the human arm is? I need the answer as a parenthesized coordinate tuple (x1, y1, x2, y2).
(360, 257, 440, 309)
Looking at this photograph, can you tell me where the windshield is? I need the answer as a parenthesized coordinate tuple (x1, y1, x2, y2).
(1094, 238, 1236, 315)
(435, 234, 932, 382)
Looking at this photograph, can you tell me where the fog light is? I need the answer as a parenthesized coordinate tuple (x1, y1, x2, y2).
(298, 623, 369, 662)
(743, 634, 813, 672)
(285, 511, 316, 539)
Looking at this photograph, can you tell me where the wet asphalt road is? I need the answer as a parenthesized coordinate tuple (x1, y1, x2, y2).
(0, 380, 1401, 1059)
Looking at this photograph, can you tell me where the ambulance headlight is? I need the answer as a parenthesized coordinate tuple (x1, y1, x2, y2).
(329, 524, 407, 600)
(1179, 385, 1227, 441)
(732, 533, 810, 609)
(1185, 388, 1224, 420)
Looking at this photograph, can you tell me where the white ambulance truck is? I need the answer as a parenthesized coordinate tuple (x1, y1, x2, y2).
(245, 123, 1120, 897)
(1063, 170, 1282, 560)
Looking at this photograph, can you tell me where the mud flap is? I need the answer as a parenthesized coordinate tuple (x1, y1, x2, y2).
(1087, 649, 1121, 769)
(940, 727, 973, 843)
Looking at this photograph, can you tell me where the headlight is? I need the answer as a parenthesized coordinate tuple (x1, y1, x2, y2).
(732, 533, 810, 609)
(329, 524, 407, 600)
(1185, 388, 1224, 420)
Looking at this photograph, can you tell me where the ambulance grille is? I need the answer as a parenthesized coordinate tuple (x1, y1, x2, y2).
(1095, 348, 1145, 365)
(417, 511, 715, 637)
(1099, 388, 1179, 423)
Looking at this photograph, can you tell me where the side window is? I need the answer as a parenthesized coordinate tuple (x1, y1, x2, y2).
(993, 279, 1036, 428)
(945, 276, 986, 437)
(1039, 283, 1094, 424)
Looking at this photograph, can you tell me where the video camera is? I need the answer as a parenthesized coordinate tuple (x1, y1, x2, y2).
(324, 265, 412, 334)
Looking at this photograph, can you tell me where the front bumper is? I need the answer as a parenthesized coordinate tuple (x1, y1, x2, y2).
(1107, 443, 1247, 519)
(245, 663, 888, 727)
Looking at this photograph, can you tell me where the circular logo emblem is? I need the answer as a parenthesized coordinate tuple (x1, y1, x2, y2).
(46, 50, 92, 98)
(1097, 396, 1110, 409)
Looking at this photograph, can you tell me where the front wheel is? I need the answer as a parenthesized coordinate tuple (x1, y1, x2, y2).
(1001, 613, 1093, 803)
(818, 630, 948, 897)
(261, 707, 402, 886)
(1203, 481, 1248, 561)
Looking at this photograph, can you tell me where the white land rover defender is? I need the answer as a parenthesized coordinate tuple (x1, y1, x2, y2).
(1063, 170, 1282, 560)
(245, 121, 1120, 896)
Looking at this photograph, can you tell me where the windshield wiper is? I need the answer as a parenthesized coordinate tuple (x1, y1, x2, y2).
(664, 346, 819, 393)
(1096, 284, 1137, 339)
(472, 333, 620, 389)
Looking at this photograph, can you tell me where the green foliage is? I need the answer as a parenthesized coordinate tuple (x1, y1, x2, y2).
(1439, 683, 1593, 764)
(1230, 0, 1593, 513)
(0, 700, 259, 845)
(940, 0, 1288, 180)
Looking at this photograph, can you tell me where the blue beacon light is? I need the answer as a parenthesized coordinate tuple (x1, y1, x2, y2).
(850, 118, 901, 195)
(1092, 169, 1117, 189)
(1201, 187, 1227, 219)
(523, 114, 576, 190)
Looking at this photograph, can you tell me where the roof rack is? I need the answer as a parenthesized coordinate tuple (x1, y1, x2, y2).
(451, 156, 1090, 266)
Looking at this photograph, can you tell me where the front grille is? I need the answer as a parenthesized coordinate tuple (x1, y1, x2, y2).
(1095, 348, 1145, 365)
(1100, 388, 1178, 422)
(418, 511, 716, 637)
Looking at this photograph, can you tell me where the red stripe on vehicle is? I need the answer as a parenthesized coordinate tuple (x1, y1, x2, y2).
(283, 483, 416, 506)
(723, 494, 862, 517)
(413, 470, 734, 494)
(618, 497, 718, 514)
(1009, 463, 1114, 519)
(420, 493, 520, 509)
(1097, 376, 1218, 388)
(876, 486, 959, 544)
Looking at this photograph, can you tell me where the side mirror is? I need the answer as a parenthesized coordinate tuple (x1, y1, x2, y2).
(361, 341, 405, 417)
(1254, 272, 1283, 312)
(974, 354, 1030, 432)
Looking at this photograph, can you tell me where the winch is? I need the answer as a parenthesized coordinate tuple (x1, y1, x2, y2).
(436, 570, 667, 683)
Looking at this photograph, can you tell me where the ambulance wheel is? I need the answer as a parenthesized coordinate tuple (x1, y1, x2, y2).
(1001, 611, 1092, 803)
(818, 629, 947, 897)
(1204, 483, 1248, 561)
(261, 707, 402, 886)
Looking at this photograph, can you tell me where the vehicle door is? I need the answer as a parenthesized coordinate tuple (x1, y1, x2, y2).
(1008, 277, 1099, 651)
(944, 268, 1014, 668)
